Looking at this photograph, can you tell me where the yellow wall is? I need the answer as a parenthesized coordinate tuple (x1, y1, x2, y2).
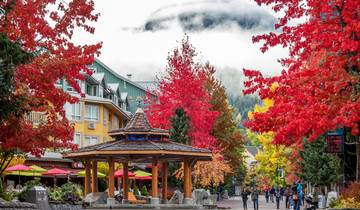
(73, 101, 124, 147)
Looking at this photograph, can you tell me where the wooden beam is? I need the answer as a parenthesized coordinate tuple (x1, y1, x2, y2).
(108, 158, 115, 198)
(85, 160, 91, 196)
(161, 162, 168, 202)
(123, 162, 129, 201)
(63, 150, 212, 158)
(91, 160, 98, 193)
(152, 159, 158, 198)
(183, 159, 191, 199)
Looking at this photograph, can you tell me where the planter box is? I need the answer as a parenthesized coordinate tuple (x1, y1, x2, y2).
(49, 202, 83, 210)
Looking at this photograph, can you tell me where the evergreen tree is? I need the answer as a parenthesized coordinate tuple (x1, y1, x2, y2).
(204, 66, 246, 183)
(299, 137, 341, 187)
(0, 33, 32, 122)
(169, 108, 190, 144)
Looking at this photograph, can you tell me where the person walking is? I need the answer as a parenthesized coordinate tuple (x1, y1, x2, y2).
(265, 189, 270, 203)
(292, 183, 299, 210)
(295, 182, 303, 210)
(241, 189, 249, 210)
(284, 187, 290, 209)
(217, 185, 222, 201)
(312, 188, 319, 210)
(251, 188, 259, 210)
(270, 187, 275, 203)
(275, 187, 282, 209)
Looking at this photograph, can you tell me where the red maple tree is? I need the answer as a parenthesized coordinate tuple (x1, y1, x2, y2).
(0, 0, 101, 156)
(146, 37, 218, 149)
(243, 0, 359, 146)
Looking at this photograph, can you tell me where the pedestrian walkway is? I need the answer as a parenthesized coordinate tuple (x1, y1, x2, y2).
(218, 195, 288, 210)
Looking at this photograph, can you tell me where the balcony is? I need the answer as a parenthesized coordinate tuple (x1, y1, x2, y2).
(25, 112, 47, 125)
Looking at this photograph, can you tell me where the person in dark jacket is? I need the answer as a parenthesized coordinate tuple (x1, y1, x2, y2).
(241, 189, 249, 210)
(270, 187, 275, 203)
(284, 187, 291, 209)
(265, 189, 270, 203)
(251, 188, 259, 210)
(275, 187, 282, 209)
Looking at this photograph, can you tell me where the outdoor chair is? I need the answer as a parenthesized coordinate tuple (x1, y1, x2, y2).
(128, 192, 147, 204)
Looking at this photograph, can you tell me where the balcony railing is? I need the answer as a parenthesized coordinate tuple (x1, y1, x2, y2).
(25, 112, 47, 125)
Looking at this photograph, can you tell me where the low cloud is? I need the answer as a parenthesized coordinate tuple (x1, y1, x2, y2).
(73, 0, 288, 96)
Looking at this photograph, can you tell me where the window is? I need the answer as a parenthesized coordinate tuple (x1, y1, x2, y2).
(65, 103, 81, 121)
(86, 85, 92, 95)
(103, 108, 108, 126)
(84, 136, 99, 147)
(113, 95, 118, 105)
(113, 115, 119, 130)
(108, 114, 112, 131)
(55, 79, 62, 89)
(85, 105, 99, 121)
(99, 86, 103, 97)
(93, 86, 98, 96)
(74, 133, 82, 147)
(66, 80, 81, 92)
(124, 80, 126, 88)
(88, 67, 97, 73)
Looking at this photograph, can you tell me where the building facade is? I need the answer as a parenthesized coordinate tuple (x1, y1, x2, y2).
(25, 59, 155, 169)
(53, 58, 155, 148)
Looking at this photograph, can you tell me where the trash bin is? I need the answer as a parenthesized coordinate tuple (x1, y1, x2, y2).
(25, 186, 50, 210)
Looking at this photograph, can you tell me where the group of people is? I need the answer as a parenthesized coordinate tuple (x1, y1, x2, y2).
(241, 182, 309, 210)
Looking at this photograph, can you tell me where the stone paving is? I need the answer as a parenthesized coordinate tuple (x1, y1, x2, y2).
(217, 196, 289, 210)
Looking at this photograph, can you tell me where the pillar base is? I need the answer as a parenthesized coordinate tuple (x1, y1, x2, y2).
(106, 198, 116, 206)
(151, 197, 160, 205)
(162, 199, 168, 204)
(183, 198, 193, 205)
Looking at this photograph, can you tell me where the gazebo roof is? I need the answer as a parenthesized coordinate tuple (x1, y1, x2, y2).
(108, 108, 169, 136)
(63, 140, 212, 162)
(63, 107, 212, 162)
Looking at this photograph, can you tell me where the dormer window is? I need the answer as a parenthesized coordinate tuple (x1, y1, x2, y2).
(88, 67, 97, 73)
(66, 80, 81, 92)
(55, 79, 62, 89)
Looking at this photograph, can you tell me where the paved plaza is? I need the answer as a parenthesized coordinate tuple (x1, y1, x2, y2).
(218, 196, 289, 210)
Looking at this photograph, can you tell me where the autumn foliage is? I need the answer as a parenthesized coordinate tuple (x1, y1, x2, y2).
(0, 0, 101, 156)
(243, 0, 359, 146)
(175, 153, 232, 187)
(146, 37, 218, 149)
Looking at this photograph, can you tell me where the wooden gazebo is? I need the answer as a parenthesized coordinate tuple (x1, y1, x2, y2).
(63, 108, 212, 205)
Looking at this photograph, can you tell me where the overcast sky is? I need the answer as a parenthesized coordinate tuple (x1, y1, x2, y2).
(73, 0, 288, 95)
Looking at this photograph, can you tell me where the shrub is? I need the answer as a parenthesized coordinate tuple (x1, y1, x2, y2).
(48, 182, 83, 203)
(341, 181, 360, 203)
(332, 181, 360, 209)
(141, 186, 148, 196)
(61, 182, 83, 202)
(133, 185, 140, 196)
(48, 186, 63, 202)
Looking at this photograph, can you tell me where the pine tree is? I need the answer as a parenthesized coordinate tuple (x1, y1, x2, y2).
(203, 66, 246, 181)
(299, 137, 341, 187)
(170, 108, 190, 144)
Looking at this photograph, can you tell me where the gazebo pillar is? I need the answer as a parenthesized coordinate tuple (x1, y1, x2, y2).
(183, 159, 193, 204)
(161, 162, 168, 204)
(107, 158, 116, 206)
(91, 160, 98, 193)
(84, 160, 91, 196)
(151, 159, 159, 204)
(122, 162, 129, 203)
